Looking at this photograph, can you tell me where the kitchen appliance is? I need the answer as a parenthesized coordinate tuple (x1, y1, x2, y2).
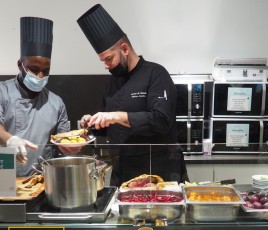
(211, 82, 268, 117)
(212, 57, 268, 82)
(43, 157, 97, 209)
(0, 187, 117, 223)
(210, 118, 268, 154)
(176, 119, 203, 154)
(171, 74, 213, 118)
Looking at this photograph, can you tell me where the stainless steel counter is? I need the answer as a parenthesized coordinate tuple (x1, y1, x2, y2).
(184, 154, 268, 164)
(2, 185, 268, 229)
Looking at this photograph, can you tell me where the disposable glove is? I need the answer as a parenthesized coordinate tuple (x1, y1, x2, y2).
(6, 136, 38, 164)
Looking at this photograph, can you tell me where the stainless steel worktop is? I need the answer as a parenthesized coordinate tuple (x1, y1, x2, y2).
(184, 154, 268, 164)
(1, 185, 268, 230)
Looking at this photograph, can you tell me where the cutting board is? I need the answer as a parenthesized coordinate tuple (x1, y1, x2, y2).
(0, 177, 45, 201)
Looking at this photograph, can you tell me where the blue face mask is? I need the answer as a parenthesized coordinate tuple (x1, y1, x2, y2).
(22, 63, 49, 92)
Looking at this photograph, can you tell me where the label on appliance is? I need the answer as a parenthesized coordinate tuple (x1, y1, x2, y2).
(227, 87, 252, 111)
(0, 147, 16, 196)
(226, 124, 249, 147)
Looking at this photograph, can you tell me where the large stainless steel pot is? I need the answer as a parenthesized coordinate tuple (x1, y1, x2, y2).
(43, 156, 97, 209)
(33, 156, 112, 191)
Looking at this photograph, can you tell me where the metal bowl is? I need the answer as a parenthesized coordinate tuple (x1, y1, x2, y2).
(117, 190, 185, 221)
(183, 185, 245, 221)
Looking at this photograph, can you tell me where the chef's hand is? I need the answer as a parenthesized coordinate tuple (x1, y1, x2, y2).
(88, 112, 130, 129)
(6, 136, 38, 164)
(80, 112, 130, 129)
(88, 112, 115, 129)
(58, 145, 82, 155)
(80, 114, 92, 128)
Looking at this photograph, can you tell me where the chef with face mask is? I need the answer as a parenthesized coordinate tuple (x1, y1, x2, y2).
(0, 17, 80, 177)
(78, 4, 189, 185)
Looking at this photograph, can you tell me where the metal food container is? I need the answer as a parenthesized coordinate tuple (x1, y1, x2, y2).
(241, 204, 268, 220)
(183, 186, 245, 221)
(117, 190, 184, 221)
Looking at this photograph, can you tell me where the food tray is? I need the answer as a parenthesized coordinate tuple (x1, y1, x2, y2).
(0, 177, 44, 201)
(116, 190, 184, 221)
(240, 190, 268, 220)
(241, 204, 268, 220)
(183, 185, 245, 221)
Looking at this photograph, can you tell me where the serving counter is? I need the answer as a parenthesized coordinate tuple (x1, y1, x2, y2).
(1, 185, 268, 230)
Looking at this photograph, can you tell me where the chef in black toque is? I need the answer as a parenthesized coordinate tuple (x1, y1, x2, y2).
(78, 4, 189, 185)
(0, 17, 81, 177)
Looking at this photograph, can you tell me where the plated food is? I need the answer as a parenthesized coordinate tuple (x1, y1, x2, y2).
(22, 174, 44, 189)
(0, 176, 45, 201)
(50, 129, 95, 147)
(120, 174, 180, 191)
(242, 190, 268, 209)
(119, 190, 183, 203)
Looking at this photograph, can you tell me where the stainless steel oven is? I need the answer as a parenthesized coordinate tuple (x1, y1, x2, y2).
(211, 82, 268, 118)
(210, 118, 266, 154)
(171, 74, 213, 118)
(176, 119, 204, 154)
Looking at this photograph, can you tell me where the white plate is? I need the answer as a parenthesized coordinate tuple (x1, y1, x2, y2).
(50, 136, 96, 147)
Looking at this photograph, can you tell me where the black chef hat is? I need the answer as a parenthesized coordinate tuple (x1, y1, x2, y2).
(77, 4, 125, 54)
(20, 17, 53, 58)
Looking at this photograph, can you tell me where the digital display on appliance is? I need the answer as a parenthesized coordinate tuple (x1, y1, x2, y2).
(227, 88, 252, 111)
(226, 123, 249, 147)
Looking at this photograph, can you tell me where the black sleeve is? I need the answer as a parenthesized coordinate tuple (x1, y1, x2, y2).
(128, 66, 176, 136)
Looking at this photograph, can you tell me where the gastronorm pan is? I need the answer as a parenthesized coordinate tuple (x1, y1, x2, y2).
(183, 185, 245, 221)
(116, 190, 185, 221)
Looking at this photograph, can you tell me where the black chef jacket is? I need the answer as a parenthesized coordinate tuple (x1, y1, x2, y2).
(101, 56, 188, 185)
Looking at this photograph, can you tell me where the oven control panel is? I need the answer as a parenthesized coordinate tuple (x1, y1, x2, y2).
(176, 119, 203, 154)
(192, 84, 204, 116)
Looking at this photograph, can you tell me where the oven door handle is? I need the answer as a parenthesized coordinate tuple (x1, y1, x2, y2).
(38, 213, 92, 220)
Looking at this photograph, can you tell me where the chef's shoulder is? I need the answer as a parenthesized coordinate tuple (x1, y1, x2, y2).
(43, 88, 66, 108)
(143, 60, 170, 79)
(0, 79, 16, 97)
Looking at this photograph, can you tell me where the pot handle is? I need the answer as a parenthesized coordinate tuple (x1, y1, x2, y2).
(31, 163, 43, 174)
(38, 156, 51, 165)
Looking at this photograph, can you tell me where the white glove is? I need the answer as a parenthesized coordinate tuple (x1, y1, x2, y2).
(6, 136, 38, 164)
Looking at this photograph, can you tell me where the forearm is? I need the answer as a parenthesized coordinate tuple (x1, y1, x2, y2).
(0, 124, 12, 146)
(110, 112, 130, 128)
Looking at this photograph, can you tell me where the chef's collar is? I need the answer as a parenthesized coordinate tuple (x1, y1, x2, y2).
(16, 74, 40, 98)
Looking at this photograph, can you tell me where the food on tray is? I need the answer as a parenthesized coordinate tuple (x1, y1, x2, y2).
(187, 190, 240, 202)
(51, 129, 88, 144)
(24, 174, 44, 188)
(242, 190, 268, 209)
(120, 174, 181, 191)
(119, 190, 183, 203)
(121, 174, 164, 189)
(184, 181, 199, 186)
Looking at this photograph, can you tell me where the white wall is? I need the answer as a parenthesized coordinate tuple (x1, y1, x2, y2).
(0, 0, 268, 75)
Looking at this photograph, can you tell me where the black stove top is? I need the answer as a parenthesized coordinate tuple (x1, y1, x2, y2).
(28, 187, 117, 214)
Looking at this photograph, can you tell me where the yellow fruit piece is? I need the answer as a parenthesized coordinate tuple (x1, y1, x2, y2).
(70, 136, 78, 141)
(184, 181, 192, 186)
(77, 137, 86, 143)
(60, 139, 71, 143)
(70, 139, 78, 143)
